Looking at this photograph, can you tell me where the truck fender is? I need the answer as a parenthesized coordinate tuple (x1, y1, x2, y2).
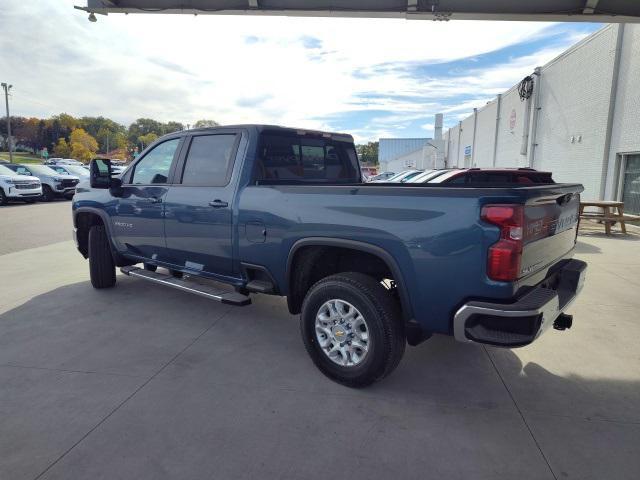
(285, 237, 414, 322)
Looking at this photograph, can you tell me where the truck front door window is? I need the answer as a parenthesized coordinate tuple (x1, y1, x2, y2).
(131, 139, 180, 185)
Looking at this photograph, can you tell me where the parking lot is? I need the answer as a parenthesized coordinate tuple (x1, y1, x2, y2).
(1, 201, 639, 480)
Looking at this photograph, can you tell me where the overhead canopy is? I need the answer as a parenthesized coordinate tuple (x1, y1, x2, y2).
(78, 1, 640, 22)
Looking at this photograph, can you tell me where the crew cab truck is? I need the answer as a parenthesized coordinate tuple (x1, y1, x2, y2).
(72, 125, 587, 387)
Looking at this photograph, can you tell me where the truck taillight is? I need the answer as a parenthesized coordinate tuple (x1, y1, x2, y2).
(481, 205, 524, 282)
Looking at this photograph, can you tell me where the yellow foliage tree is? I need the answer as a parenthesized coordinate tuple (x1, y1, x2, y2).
(69, 128, 98, 162)
(53, 138, 71, 157)
(138, 132, 158, 148)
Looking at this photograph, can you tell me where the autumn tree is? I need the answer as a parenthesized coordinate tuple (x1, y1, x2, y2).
(15, 118, 41, 151)
(69, 128, 98, 162)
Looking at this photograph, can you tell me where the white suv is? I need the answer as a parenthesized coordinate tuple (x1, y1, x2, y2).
(3, 164, 79, 201)
(0, 163, 42, 205)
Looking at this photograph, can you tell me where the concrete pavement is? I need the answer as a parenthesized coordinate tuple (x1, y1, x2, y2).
(0, 204, 639, 479)
(0, 200, 73, 255)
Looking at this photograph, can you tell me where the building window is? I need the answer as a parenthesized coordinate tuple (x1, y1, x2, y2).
(620, 154, 640, 215)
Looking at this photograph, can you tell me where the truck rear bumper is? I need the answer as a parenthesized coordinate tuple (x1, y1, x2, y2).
(453, 259, 587, 347)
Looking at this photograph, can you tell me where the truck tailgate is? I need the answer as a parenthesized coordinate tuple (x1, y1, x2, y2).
(520, 186, 582, 279)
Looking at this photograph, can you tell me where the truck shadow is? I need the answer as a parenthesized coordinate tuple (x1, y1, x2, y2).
(574, 240, 601, 254)
(1, 278, 638, 422)
(2, 279, 639, 479)
(578, 228, 640, 240)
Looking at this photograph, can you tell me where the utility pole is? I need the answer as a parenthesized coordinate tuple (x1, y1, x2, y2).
(106, 132, 110, 154)
(1, 83, 13, 163)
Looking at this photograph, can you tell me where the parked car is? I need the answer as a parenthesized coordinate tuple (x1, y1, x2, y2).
(43, 157, 65, 165)
(367, 171, 395, 182)
(428, 168, 555, 185)
(50, 164, 90, 178)
(110, 165, 126, 175)
(92, 158, 126, 175)
(375, 169, 423, 183)
(73, 125, 586, 387)
(0, 164, 42, 205)
(405, 169, 452, 183)
(44, 158, 84, 167)
(4, 163, 79, 201)
(62, 158, 85, 166)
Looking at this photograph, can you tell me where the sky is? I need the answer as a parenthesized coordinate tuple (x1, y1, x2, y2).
(0, 1, 602, 142)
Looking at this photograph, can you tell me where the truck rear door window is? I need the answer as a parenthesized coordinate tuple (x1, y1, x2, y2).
(256, 133, 359, 183)
(180, 134, 237, 186)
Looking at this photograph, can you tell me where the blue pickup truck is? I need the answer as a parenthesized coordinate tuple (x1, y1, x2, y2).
(72, 125, 587, 387)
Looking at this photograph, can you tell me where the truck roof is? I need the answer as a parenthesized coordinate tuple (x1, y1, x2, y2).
(182, 124, 355, 143)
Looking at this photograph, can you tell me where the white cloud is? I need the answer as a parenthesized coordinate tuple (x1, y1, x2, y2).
(0, 1, 597, 141)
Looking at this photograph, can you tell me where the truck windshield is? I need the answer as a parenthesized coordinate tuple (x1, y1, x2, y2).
(255, 132, 360, 183)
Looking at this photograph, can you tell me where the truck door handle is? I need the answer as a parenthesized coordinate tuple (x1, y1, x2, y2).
(209, 199, 228, 208)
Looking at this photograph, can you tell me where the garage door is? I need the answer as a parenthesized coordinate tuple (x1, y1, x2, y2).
(622, 154, 640, 215)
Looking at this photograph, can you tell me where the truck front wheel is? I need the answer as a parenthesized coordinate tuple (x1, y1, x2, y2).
(41, 185, 55, 202)
(88, 225, 116, 289)
(300, 272, 405, 387)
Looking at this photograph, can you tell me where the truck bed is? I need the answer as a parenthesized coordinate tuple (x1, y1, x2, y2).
(237, 181, 584, 334)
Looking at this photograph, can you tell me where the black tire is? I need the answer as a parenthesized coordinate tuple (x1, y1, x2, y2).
(300, 272, 405, 388)
(41, 185, 55, 202)
(0, 188, 7, 206)
(143, 263, 157, 272)
(88, 225, 116, 289)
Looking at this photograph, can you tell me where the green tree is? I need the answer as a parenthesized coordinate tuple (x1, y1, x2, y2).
(53, 138, 71, 157)
(163, 121, 184, 134)
(193, 119, 219, 129)
(56, 113, 78, 131)
(138, 132, 158, 149)
(113, 131, 129, 150)
(83, 117, 127, 153)
(356, 141, 379, 165)
(128, 118, 162, 145)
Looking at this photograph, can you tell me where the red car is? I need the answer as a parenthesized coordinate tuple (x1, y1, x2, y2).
(427, 168, 554, 185)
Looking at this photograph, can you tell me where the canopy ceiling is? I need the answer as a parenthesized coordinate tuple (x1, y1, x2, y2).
(77, 1, 640, 22)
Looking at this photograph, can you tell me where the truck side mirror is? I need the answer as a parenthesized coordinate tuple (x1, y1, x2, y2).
(90, 158, 112, 189)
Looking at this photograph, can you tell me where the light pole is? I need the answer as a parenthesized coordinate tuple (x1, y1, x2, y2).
(1, 83, 13, 163)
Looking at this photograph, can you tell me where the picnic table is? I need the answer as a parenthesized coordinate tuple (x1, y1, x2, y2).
(579, 200, 629, 235)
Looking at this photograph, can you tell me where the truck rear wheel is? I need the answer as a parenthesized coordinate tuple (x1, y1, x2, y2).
(300, 272, 405, 387)
(88, 225, 116, 289)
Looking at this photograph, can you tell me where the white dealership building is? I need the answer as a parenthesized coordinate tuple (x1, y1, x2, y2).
(443, 23, 640, 214)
